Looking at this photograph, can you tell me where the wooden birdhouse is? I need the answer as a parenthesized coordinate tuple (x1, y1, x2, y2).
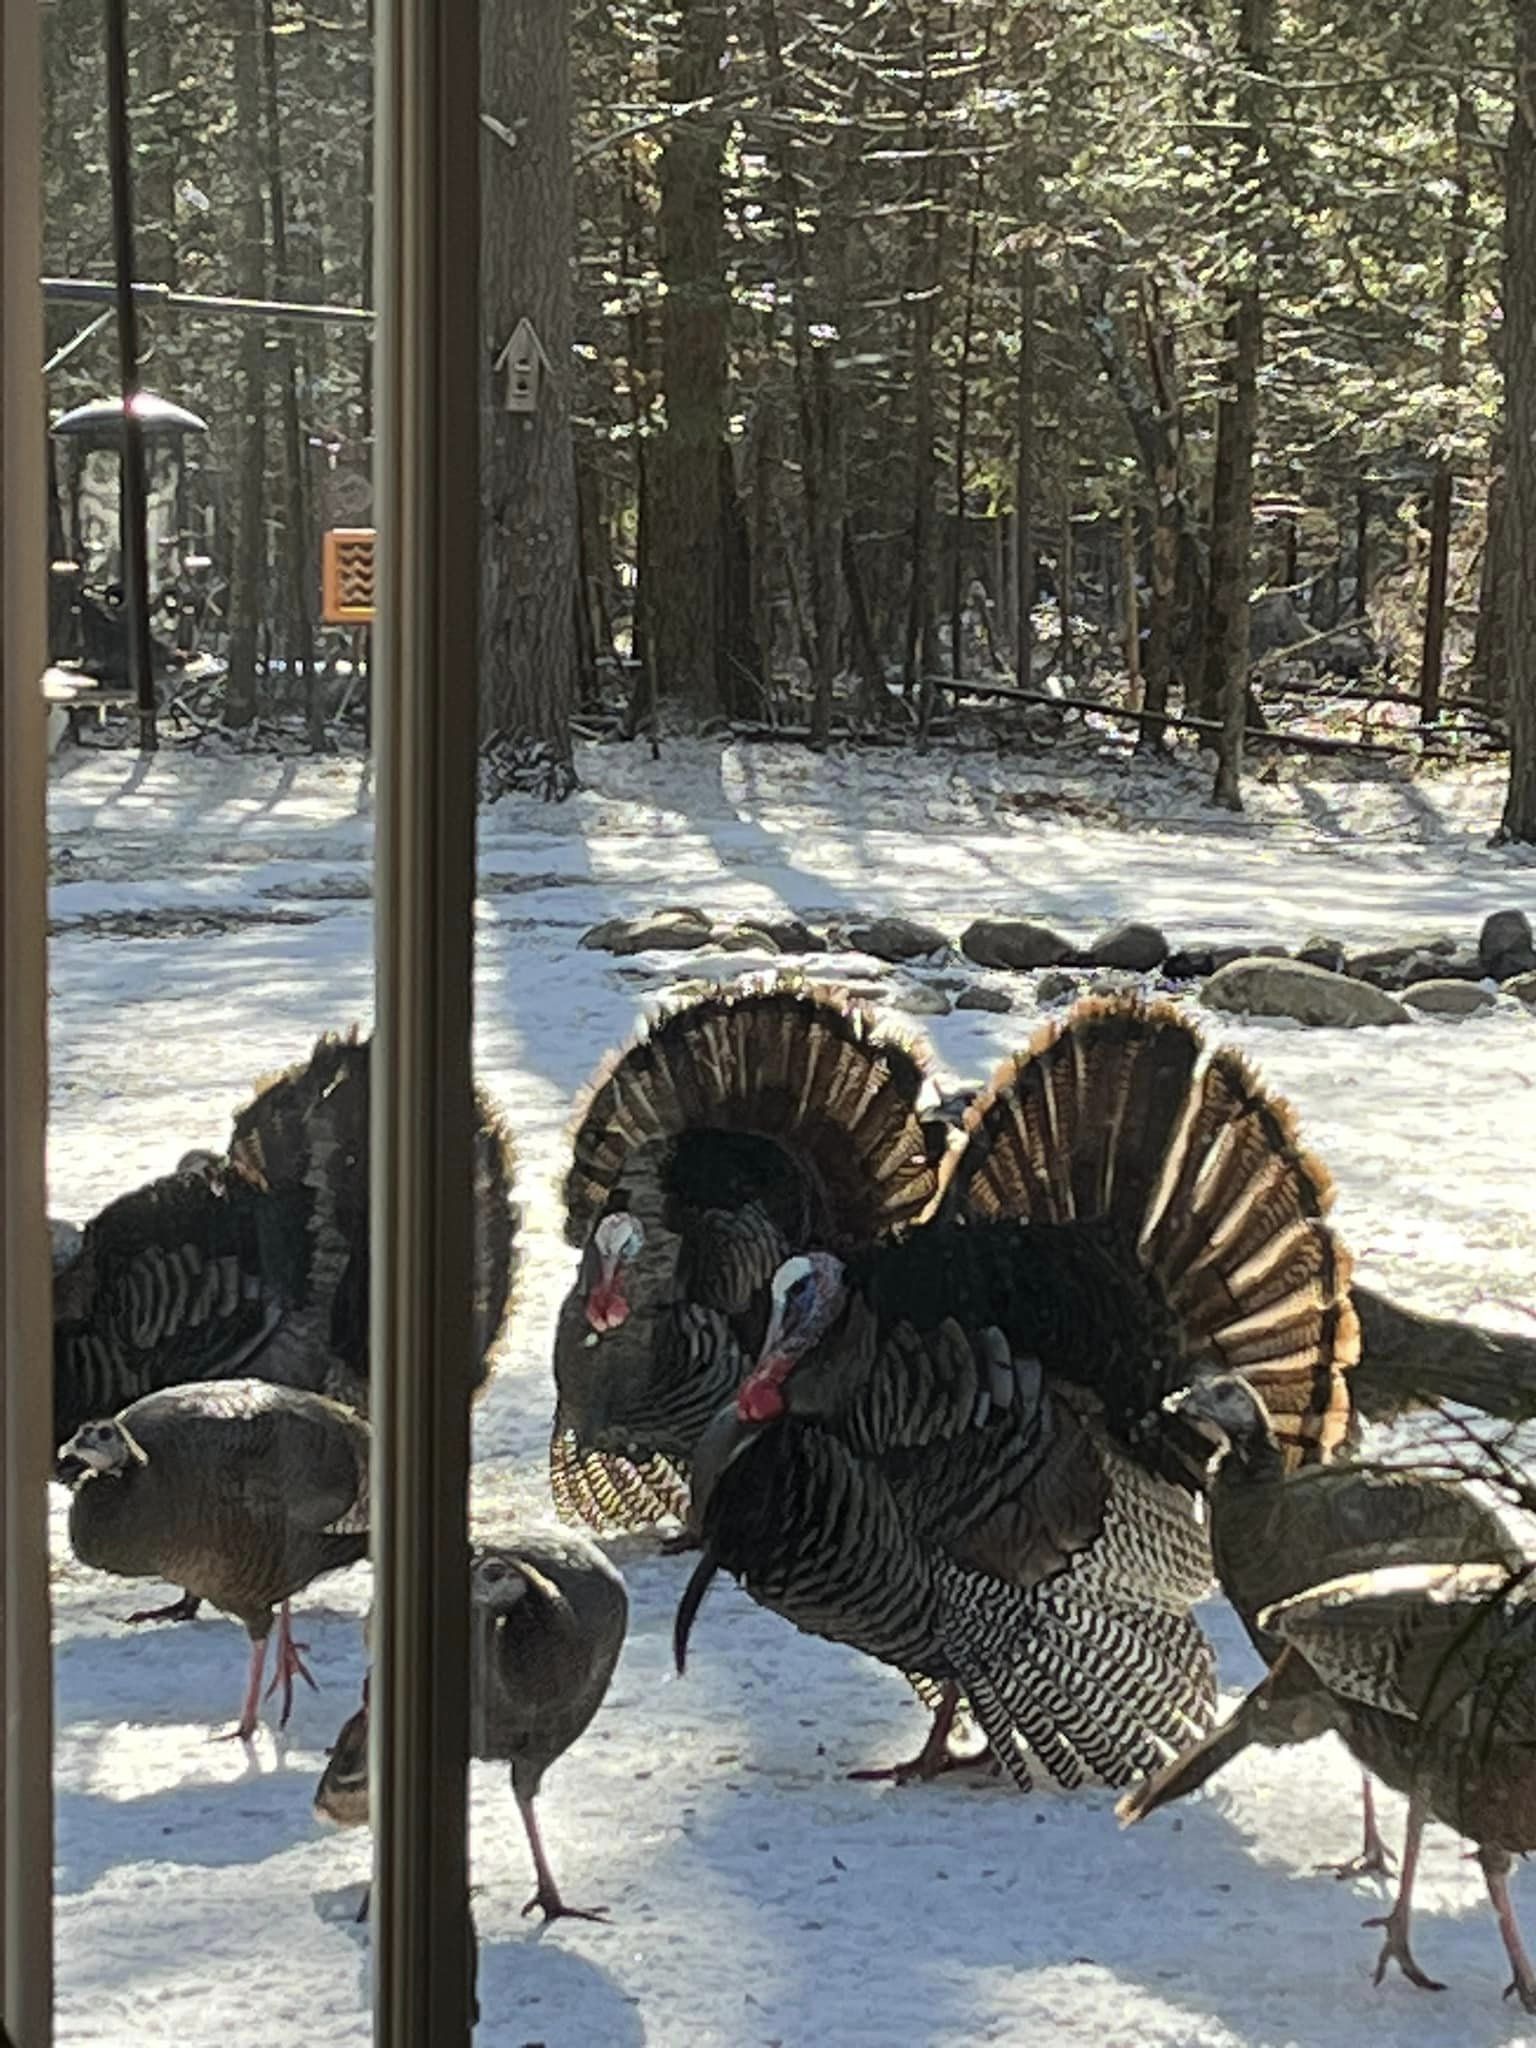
(494, 318, 553, 415)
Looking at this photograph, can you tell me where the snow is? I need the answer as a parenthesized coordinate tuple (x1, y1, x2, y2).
(45, 737, 1536, 2046)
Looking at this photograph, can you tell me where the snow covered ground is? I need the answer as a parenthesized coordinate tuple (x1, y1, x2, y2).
(44, 737, 1536, 2047)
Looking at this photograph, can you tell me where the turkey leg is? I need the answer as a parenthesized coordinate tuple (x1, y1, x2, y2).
(849, 1683, 977, 1784)
(515, 1784, 608, 1924)
(1364, 1791, 1445, 1993)
(126, 1590, 204, 1626)
(219, 1632, 269, 1743)
(1479, 1844, 1536, 2012)
(263, 1599, 319, 1727)
(1319, 1772, 1396, 1881)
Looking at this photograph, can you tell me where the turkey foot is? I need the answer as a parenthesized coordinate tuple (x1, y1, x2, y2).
(1364, 1905, 1445, 1994)
(126, 1590, 203, 1626)
(262, 1601, 318, 1728)
(517, 1785, 608, 1926)
(521, 1886, 610, 1926)
(849, 1683, 968, 1784)
(1320, 1775, 1395, 1881)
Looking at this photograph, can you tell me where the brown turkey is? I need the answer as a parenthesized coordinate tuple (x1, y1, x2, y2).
(675, 993, 1361, 1789)
(57, 1379, 370, 1738)
(550, 983, 944, 1532)
(314, 1530, 628, 1924)
(1120, 1552, 1536, 2012)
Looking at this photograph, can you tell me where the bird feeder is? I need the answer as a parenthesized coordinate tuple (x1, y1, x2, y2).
(494, 318, 552, 415)
(322, 527, 378, 624)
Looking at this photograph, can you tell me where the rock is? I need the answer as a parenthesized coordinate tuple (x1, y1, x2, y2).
(1162, 946, 1216, 982)
(1504, 970, 1536, 1009)
(960, 918, 1073, 970)
(890, 980, 953, 1016)
(1089, 922, 1168, 972)
(1204, 957, 1412, 1029)
(752, 915, 827, 955)
(955, 983, 1014, 1013)
(581, 910, 717, 955)
(1402, 978, 1497, 1018)
(846, 915, 949, 963)
(1210, 942, 1288, 970)
(1296, 935, 1348, 975)
(1036, 969, 1082, 1005)
(715, 923, 782, 954)
(1346, 943, 1425, 989)
(1480, 908, 1536, 981)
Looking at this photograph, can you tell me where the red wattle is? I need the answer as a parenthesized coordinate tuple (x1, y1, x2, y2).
(737, 1377, 785, 1423)
(585, 1280, 630, 1333)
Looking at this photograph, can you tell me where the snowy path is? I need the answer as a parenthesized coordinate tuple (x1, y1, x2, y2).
(46, 741, 1536, 2046)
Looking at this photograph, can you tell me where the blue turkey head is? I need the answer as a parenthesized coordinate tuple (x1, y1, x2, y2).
(738, 1252, 848, 1421)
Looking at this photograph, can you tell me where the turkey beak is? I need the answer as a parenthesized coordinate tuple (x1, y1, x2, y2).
(685, 1400, 764, 1536)
(54, 1452, 86, 1487)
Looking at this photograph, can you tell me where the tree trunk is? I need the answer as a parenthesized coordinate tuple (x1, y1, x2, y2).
(136, 26, 177, 285)
(1501, 21, 1536, 840)
(261, 0, 319, 747)
(1418, 94, 1471, 728)
(224, 0, 266, 732)
(1473, 456, 1509, 709)
(480, 0, 579, 765)
(759, 0, 837, 744)
(1122, 500, 1141, 706)
(951, 154, 985, 681)
(648, 0, 732, 722)
(1210, 290, 1262, 811)
(1013, 150, 1038, 688)
(1354, 480, 1373, 619)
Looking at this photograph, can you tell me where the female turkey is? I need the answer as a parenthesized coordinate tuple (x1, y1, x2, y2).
(550, 983, 944, 1532)
(315, 1530, 628, 1923)
(1122, 1554, 1536, 2012)
(1157, 1370, 1527, 1874)
(675, 994, 1362, 1789)
(52, 1030, 517, 1622)
(57, 1378, 370, 1737)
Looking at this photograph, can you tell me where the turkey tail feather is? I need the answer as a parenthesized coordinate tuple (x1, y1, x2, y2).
(949, 996, 1356, 1469)
(564, 983, 941, 1252)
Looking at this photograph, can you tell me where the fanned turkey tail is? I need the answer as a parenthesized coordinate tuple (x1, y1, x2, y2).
(563, 981, 942, 1253)
(554, 982, 943, 1530)
(232, 1030, 519, 1398)
(945, 994, 1358, 1473)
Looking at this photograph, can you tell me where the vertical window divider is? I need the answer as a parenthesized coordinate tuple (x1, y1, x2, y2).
(370, 0, 480, 2041)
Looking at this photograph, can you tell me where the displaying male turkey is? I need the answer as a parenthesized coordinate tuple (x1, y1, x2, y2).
(1157, 1371, 1527, 1873)
(550, 984, 944, 1532)
(53, 1029, 518, 1450)
(1122, 1556, 1536, 2012)
(57, 1378, 370, 1738)
(671, 994, 1365, 1789)
(314, 1529, 628, 1923)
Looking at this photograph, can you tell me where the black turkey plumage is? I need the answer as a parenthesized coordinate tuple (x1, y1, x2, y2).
(550, 984, 943, 1532)
(314, 1530, 628, 1923)
(57, 1378, 370, 1738)
(53, 1030, 518, 1445)
(676, 994, 1361, 1791)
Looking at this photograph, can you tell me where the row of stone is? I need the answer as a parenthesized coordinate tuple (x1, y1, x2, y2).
(581, 903, 1536, 994)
